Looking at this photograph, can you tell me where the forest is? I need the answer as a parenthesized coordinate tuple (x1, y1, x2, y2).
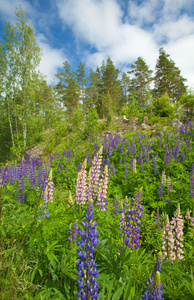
(0, 7, 194, 300)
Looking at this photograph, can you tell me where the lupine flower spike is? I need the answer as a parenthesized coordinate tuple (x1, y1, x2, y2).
(76, 159, 87, 205)
(96, 165, 108, 211)
(76, 199, 99, 299)
(170, 204, 184, 260)
(142, 252, 164, 300)
(161, 215, 174, 260)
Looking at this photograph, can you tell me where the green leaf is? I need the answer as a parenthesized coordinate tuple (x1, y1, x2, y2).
(111, 286, 124, 300)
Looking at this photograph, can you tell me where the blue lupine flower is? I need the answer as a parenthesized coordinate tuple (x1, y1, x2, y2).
(76, 199, 99, 299)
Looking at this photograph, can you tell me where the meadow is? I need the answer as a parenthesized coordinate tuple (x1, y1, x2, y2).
(0, 120, 194, 300)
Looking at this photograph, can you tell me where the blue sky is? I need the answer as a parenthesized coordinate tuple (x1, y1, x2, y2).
(0, 0, 194, 88)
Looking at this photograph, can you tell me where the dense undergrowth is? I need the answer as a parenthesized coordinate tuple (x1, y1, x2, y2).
(0, 120, 194, 299)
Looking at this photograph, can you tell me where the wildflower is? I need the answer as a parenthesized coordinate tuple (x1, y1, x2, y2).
(156, 207, 161, 230)
(76, 159, 87, 205)
(142, 252, 164, 300)
(68, 219, 78, 242)
(161, 215, 174, 260)
(76, 199, 99, 299)
(170, 204, 184, 260)
(185, 209, 191, 220)
(132, 158, 137, 174)
(96, 165, 108, 211)
(190, 164, 194, 198)
(47, 168, 54, 203)
(161, 171, 166, 187)
(124, 189, 143, 250)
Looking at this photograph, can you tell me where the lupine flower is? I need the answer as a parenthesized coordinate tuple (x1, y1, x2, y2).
(132, 158, 137, 174)
(90, 146, 103, 199)
(76, 159, 87, 205)
(68, 219, 78, 242)
(161, 171, 166, 187)
(38, 186, 49, 219)
(185, 208, 191, 220)
(124, 189, 143, 250)
(113, 196, 119, 216)
(47, 168, 54, 203)
(190, 164, 194, 198)
(76, 199, 99, 299)
(170, 204, 184, 260)
(150, 271, 164, 300)
(156, 207, 161, 230)
(158, 182, 163, 199)
(167, 176, 173, 196)
(96, 165, 108, 211)
(161, 215, 174, 260)
(142, 252, 164, 300)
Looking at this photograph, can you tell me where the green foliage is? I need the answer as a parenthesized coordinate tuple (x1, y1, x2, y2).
(152, 95, 176, 118)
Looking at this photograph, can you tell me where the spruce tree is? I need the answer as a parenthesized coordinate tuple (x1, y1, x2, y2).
(154, 48, 187, 102)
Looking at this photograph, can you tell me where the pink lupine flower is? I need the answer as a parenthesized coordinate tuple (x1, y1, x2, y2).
(170, 204, 184, 260)
(90, 146, 103, 199)
(47, 168, 54, 203)
(132, 158, 136, 174)
(161, 170, 166, 187)
(76, 159, 87, 205)
(96, 165, 108, 211)
(161, 215, 174, 260)
(185, 209, 191, 220)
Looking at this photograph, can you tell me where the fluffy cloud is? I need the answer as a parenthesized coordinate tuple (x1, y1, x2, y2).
(37, 34, 67, 85)
(57, 0, 194, 87)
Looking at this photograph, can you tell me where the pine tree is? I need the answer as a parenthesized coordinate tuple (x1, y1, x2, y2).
(154, 48, 187, 102)
(55, 61, 80, 117)
(128, 57, 153, 107)
(76, 61, 87, 111)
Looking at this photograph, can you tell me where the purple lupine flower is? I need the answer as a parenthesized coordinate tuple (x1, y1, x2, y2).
(39, 186, 49, 219)
(190, 164, 194, 198)
(124, 189, 143, 250)
(113, 196, 119, 216)
(142, 252, 163, 300)
(156, 207, 161, 230)
(150, 271, 164, 300)
(76, 199, 99, 299)
(158, 182, 163, 199)
(111, 163, 116, 175)
(181, 150, 185, 161)
(131, 141, 136, 155)
(76, 159, 87, 205)
(68, 219, 78, 242)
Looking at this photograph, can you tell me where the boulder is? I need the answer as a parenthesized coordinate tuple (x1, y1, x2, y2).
(123, 115, 129, 123)
(142, 116, 148, 125)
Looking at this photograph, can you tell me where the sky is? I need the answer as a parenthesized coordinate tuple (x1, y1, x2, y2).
(0, 0, 194, 88)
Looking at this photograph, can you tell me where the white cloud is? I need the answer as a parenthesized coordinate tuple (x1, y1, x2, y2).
(57, 0, 194, 87)
(36, 34, 67, 85)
